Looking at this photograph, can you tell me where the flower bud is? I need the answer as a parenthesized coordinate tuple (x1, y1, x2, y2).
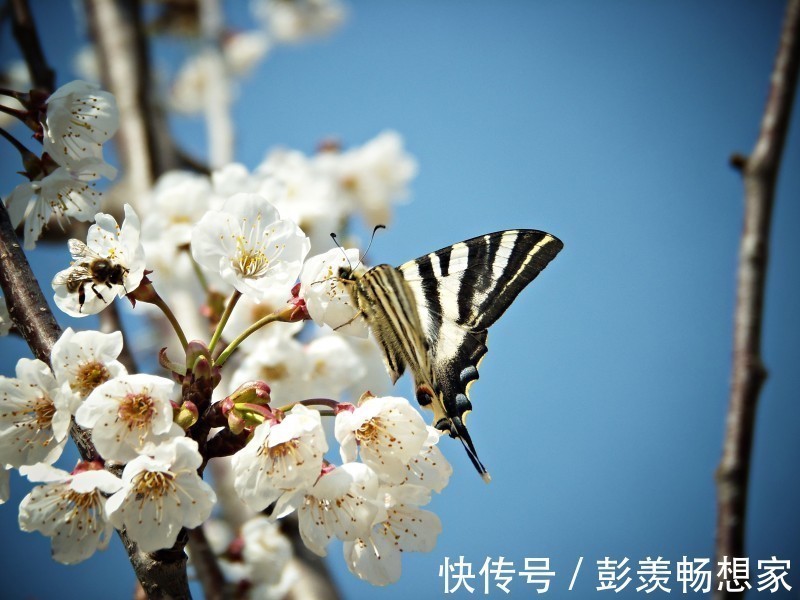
(175, 400, 199, 429)
(227, 380, 271, 406)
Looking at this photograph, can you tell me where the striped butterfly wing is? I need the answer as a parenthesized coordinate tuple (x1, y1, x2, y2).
(398, 229, 564, 479)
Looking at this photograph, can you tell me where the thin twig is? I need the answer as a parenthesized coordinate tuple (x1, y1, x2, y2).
(715, 0, 800, 595)
(208, 290, 240, 355)
(151, 291, 190, 351)
(10, 0, 55, 93)
(214, 304, 295, 367)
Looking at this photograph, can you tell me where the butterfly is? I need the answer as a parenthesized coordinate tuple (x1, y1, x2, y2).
(338, 229, 563, 481)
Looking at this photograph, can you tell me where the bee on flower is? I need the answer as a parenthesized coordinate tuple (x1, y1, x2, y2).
(52, 204, 146, 316)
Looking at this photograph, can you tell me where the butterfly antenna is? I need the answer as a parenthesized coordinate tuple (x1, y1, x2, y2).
(329, 232, 354, 272)
(353, 224, 386, 273)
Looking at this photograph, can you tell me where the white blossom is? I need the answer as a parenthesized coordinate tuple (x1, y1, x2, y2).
(299, 247, 368, 337)
(191, 192, 310, 302)
(212, 162, 264, 198)
(404, 427, 452, 493)
(0, 358, 71, 468)
(0, 296, 10, 336)
(75, 374, 181, 463)
(5, 163, 103, 250)
(257, 149, 347, 252)
(169, 53, 208, 115)
(317, 131, 417, 226)
(231, 404, 327, 511)
(71, 45, 100, 83)
(254, 0, 345, 44)
(250, 566, 300, 600)
(274, 462, 380, 556)
(241, 516, 293, 586)
(51, 327, 127, 402)
(141, 170, 215, 248)
(335, 395, 428, 483)
(52, 204, 146, 317)
(169, 32, 269, 116)
(230, 336, 310, 405)
(302, 332, 366, 399)
(42, 80, 119, 179)
(342, 335, 393, 397)
(343, 484, 442, 586)
(18, 462, 123, 564)
(225, 30, 271, 76)
(105, 437, 216, 552)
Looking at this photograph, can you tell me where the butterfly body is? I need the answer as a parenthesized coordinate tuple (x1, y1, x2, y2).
(341, 229, 563, 481)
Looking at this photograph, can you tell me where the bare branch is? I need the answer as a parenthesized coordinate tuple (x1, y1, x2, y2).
(0, 203, 61, 363)
(715, 0, 800, 594)
(10, 0, 55, 93)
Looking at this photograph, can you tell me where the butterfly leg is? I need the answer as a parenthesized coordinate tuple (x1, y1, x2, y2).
(333, 310, 365, 331)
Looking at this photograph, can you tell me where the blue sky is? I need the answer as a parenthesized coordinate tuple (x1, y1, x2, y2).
(1, 1, 798, 598)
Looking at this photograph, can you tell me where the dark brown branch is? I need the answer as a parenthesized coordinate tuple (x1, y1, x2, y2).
(10, 0, 55, 93)
(0, 203, 61, 362)
(715, 0, 800, 595)
(121, 531, 192, 600)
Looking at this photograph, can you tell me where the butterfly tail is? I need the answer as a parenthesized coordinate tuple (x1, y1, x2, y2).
(450, 416, 492, 483)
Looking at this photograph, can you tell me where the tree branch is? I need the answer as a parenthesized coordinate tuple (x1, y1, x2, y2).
(0, 203, 61, 362)
(10, 0, 55, 93)
(715, 0, 800, 594)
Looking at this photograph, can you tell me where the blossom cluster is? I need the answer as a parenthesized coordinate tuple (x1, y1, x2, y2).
(3, 80, 119, 249)
(0, 63, 444, 588)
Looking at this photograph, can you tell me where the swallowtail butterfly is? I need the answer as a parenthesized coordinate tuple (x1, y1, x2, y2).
(340, 229, 563, 481)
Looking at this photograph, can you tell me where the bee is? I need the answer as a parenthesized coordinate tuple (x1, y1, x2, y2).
(53, 240, 130, 313)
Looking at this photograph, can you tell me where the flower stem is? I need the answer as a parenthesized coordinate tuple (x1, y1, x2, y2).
(214, 304, 295, 368)
(277, 398, 340, 413)
(208, 290, 240, 355)
(151, 292, 189, 351)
